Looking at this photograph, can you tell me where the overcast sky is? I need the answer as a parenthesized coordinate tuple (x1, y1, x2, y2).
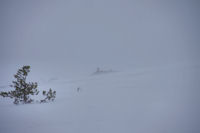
(0, 0, 199, 82)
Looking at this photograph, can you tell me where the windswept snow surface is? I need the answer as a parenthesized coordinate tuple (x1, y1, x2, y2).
(0, 63, 199, 133)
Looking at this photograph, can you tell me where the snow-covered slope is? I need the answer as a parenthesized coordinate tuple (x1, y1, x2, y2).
(0, 63, 199, 133)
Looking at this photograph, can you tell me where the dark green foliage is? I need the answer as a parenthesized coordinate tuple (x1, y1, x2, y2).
(0, 66, 39, 104)
(0, 65, 56, 105)
(40, 88, 56, 103)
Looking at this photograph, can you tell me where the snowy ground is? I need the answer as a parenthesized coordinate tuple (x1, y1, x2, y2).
(0, 62, 200, 133)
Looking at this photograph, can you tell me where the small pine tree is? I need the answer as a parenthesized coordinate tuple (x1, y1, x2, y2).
(0, 65, 56, 105)
(40, 88, 56, 103)
(0, 66, 39, 104)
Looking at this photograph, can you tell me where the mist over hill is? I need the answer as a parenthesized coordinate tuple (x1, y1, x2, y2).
(0, 0, 199, 133)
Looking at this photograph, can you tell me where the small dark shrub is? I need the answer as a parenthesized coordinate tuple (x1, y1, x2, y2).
(40, 88, 56, 103)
